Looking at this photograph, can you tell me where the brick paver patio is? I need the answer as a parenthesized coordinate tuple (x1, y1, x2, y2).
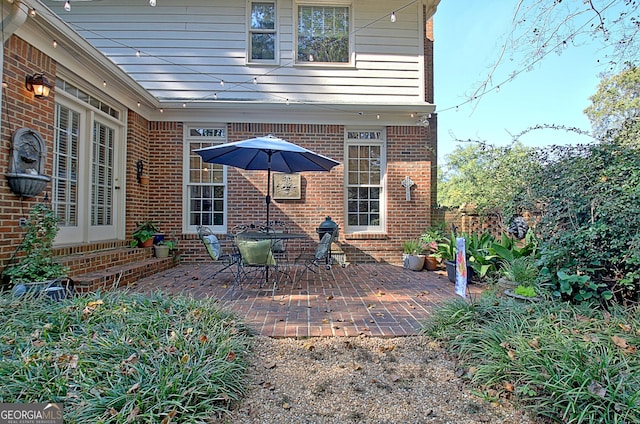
(129, 262, 482, 338)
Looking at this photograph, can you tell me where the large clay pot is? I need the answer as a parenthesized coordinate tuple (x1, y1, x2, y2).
(403, 254, 425, 271)
(424, 255, 438, 271)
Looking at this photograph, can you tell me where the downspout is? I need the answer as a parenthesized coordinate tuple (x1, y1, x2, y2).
(1, 0, 29, 133)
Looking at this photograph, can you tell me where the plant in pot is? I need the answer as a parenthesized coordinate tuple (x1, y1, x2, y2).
(436, 232, 476, 283)
(153, 239, 177, 258)
(402, 238, 425, 271)
(419, 231, 439, 271)
(131, 220, 160, 247)
(2, 204, 70, 298)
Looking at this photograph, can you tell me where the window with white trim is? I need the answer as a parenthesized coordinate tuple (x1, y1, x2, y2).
(345, 130, 385, 232)
(185, 126, 227, 232)
(249, 1, 277, 62)
(296, 3, 350, 63)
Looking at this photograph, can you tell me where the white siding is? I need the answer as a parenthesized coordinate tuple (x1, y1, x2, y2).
(42, 0, 432, 105)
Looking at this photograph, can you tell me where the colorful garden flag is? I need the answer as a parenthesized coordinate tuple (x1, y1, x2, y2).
(455, 237, 467, 298)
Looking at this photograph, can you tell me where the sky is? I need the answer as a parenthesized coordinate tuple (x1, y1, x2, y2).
(433, 1, 614, 164)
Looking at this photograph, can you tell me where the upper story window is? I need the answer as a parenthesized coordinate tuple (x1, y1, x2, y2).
(249, 1, 277, 62)
(296, 3, 350, 64)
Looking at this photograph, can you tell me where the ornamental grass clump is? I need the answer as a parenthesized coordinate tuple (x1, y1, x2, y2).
(0, 290, 252, 422)
(423, 296, 640, 423)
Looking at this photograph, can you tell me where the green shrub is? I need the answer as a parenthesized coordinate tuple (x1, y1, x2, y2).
(423, 296, 640, 423)
(501, 256, 538, 287)
(512, 123, 640, 303)
(0, 290, 252, 422)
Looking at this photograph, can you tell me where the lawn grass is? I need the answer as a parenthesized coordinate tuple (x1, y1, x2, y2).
(0, 290, 252, 423)
(423, 294, 640, 423)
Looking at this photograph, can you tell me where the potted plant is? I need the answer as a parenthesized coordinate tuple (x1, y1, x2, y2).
(153, 239, 177, 258)
(131, 220, 160, 247)
(419, 232, 439, 271)
(2, 204, 70, 297)
(402, 238, 425, 271)
(436, 232, 475, 283)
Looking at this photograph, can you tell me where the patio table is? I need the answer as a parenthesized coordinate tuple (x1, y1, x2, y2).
(233, 232, 309, 288)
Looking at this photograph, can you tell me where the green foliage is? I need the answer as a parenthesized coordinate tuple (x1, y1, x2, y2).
(438, 141, 541, 218)
(501, 256, 539, 287)
(2, 204, 68, 283)
(0, 290, 252, 421)
(130, 220, 160, 247)
(423, 297, 640, 423)
(513, 285, 537, 297)
(584, 66, 640, 139)
(515, 127, 640, 303)
(402, 238, 422, 255)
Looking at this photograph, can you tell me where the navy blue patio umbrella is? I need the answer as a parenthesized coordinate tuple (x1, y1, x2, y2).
(193, 134, 340, 229)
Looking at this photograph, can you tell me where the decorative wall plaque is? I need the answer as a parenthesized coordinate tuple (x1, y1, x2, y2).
(272, 173, 301, 200)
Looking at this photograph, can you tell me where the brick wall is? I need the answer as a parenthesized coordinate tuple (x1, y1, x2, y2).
(1, 34, 439, 270)
(1, 36, 56, 270)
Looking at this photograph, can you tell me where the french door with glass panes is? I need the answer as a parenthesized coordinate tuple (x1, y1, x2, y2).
(53, 99, 123, 244)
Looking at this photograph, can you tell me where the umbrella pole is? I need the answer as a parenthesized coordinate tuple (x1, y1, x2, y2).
(265, 153, 272, 286)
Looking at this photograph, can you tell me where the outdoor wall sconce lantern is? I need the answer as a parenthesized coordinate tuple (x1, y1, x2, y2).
(25, 72, 52, 99)
(136, 160, 143, 183)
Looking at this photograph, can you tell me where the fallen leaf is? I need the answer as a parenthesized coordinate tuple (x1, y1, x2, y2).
(303, 341, 315, 351)
(588, 381, 607, 398)
(282, 403, 291, 410)
(527, 337, 540, 350)
(353, 363, 362, 371)
(326, 295, 334, 300)
(389, 374, 401, 382)
(619, 323, 632, 332)
(264, 361, 277, 369)
(226, 351, 236, 361)
(160, 410, 177, 424)
(123, 353, 138, 365)
(126, 406, 140, 423)
(32, 340, 46, 347)
(507, 350, 517, 360)
(611, 335, 629, 349)
(69, 354, 79, 369)
(504, 382, 515, 392)
(109, 408, 118, 416)
(87, 300, 104, 308)
(126, 383, 140, 394)
(180, 354, 190, 364)
(199, 335, 208, 343)
(376, 291, 385, 297)
(322, 318, 330, 324)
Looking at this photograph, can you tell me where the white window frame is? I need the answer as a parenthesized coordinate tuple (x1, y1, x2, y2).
(344, 128, 386, 234)
(247, 0, 278, 64)
(294, 0, 354, 66)
(53, 82, 125, 245)
(183, 125, 228, 234)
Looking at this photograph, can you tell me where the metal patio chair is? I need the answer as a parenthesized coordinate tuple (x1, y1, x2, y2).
(235, 234, 280, 298)
(197, 225, 241, 289)
(295, 227, 338, 284)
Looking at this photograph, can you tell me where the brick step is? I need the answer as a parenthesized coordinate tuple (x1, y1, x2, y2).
(60, 246, 154, 276)
(72, 255, 179, 293)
